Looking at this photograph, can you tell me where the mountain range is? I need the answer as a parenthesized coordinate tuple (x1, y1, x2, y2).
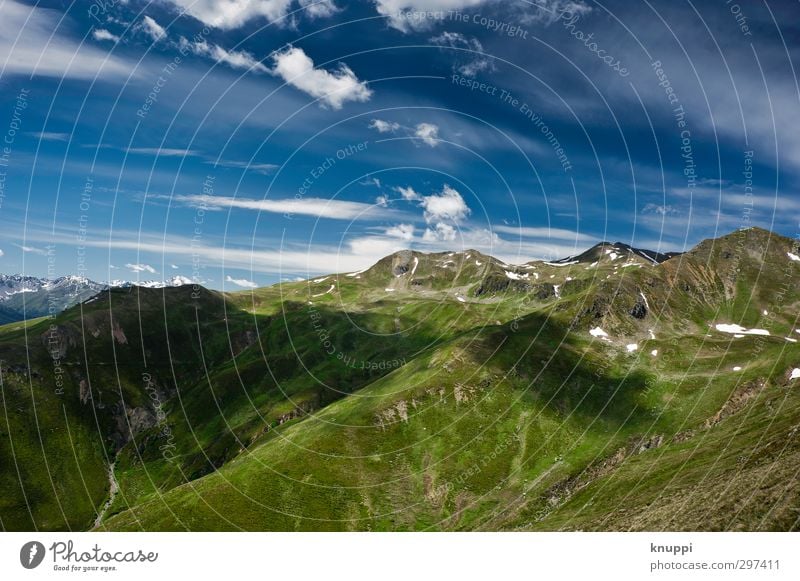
(0, 274, 195, 324)
(1, 227, 798, 531)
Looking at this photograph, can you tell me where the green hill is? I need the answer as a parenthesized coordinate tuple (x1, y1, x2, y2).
(1, 227, 798, 531)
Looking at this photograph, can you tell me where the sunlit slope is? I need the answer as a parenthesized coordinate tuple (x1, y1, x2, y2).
(1, 227, 798, 531)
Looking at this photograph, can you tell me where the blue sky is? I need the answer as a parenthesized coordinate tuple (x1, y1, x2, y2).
(0, 0, 798, 289)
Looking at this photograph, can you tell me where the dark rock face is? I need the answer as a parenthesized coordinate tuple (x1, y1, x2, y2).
(111, 405, 158, 449)
(391, 250, 414, 277)
(629, 301, 648, 319)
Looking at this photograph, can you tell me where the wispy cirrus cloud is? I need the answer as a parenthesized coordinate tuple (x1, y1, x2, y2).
(173, 194, 390, 220)
(0, 0, 132, 79)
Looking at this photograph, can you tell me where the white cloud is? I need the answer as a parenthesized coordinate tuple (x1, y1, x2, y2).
(641, 204, 680, 216)
(28, 132, 69, 142)
(394, 185, 421, 201)
(162, 0, 295, 30)
(299, 0, 340, 18)
(126, 263, 157, 274)
(375, 0, 487, 32)
(414, 123, 440, 147)
(225, 275, 259, 288)
(93, 29, 120, 43)
(423, 222, 457, 242)
(369, 119, 401, 133)
(375, 194, 389, 207)
(385, 223, 415, 240)
(430, 32, 495, 77)
(420, 184, 470, 223)
(174, 194, 386, 220)
(127, 147, 198, 157)
(206, 159, 278, 174)
(13, 244, 47, 255)
(492, 225, 596, 242)
(178, 37, 268, 73)
(376, 0, 590, 31)
(136, 16, 167, 43)
(171, 264, 180, 269)
(0, 0, 132, 79)
(0, 249, 4, 257)
(271, 46, 372, 109)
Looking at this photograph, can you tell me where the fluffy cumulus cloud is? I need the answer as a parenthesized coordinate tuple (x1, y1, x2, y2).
(161, 0, 339, 29)
(420, 185, 470, 223)
(92, 29, 120, 43)
(369, 119, 401, 133)
(225, 275, 258, 288)
(179, 37, 268, 72)
(385, 223, 415, 240)
(298, 0, 340, 18)
(126, 263, 157, 274)
(414, 123, 440, 147)
(394, 185, 421, 201)
(271, 46, 372, 109)
(162, 0, 294, 29)
(136, 16, 167, 42)
(422, 222, 457, 242)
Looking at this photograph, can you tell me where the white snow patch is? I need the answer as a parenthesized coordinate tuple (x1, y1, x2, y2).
(639, 292, 650, 310)
(626, 343, 638, 352)
(409, 256, 419, 277)
(475, 260, 482, 266)
(734, 334, 745, 338)
(346, 266, 370, 277)
(651, 349, 658, 356)
(762, 309, 768, 315)
(312, 284, 336, 297)
(553, 285, 561, 298)
(549, 274, 555, 279)
(565, 276, 573, 281)
(587, 261, 598, 269)
(787, 252, 800, 262)
(714, 323, 770, 336)
(609, 252, 620, 261)
(637, 249, 658, 264)
(785, 337, 797, 343)
(456, 295, 466, 303)
(733, 366, 742, 371)
(312, 277, 328, 283)
(505, 271, 526, 280)
(384, 288, 396, 292)
(533, 272, 540, 280)
(590, 327, 609, 338)
(622, 262, 641, 268)
(791, 369, 800, 380)
(648, 329, 656, 340)
(544, 261, 578, 267)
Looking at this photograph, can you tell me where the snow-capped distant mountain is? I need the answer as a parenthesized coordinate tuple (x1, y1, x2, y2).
(108, 275, 196, 289)
(0, 274, 197, 323)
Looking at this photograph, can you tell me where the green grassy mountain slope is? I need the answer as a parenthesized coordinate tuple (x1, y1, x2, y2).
(1, 227, 799, 531)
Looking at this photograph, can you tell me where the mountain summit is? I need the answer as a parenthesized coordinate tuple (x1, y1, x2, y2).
(1, 227, 798, 532)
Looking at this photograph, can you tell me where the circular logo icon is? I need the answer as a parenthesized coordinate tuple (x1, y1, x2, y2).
(19, 541, 45, 569)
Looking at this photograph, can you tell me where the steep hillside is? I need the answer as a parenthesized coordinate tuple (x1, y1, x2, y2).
(1, 227, 798, 531)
